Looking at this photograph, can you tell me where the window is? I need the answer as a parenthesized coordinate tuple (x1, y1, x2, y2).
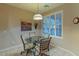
(50, 15, 55, 36)
(56, 13, 62, 37)
(42, 16, 50, 34)
(42, 11, 63, 38)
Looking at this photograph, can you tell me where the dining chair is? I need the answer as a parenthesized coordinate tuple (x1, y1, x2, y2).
(20, 35, 36, 56)
(36, 37, 52, 56)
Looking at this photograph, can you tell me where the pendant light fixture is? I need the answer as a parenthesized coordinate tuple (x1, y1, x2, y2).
(33, 3, 43, 20)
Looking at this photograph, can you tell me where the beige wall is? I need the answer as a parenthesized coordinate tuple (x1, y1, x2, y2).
(43, 3, 79, 55)
(0, 4, 34, 31)
(0, 4, 35, 50)
(1, 3, 79, 55)
(0, 4, 42, 51)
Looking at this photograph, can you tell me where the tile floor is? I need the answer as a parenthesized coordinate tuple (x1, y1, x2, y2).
(7, 46, 76, 56)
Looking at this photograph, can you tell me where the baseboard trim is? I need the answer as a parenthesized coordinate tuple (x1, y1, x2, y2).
(0, 44, 22, 52)
(0, 44, 76, 56)
(0, 44, 23, 55)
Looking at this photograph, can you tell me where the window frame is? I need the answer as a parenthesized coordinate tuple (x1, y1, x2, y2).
(43, 11, 63, 39)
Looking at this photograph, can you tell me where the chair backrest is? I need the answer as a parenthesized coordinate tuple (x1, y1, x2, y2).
(20, 35, 25, 44)
(20, 35, 25, 50)
(40, 37, 51, 52)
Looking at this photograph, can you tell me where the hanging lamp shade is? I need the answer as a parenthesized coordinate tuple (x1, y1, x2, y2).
(33, 13, 43, 20)
(33, 3, 43, 20)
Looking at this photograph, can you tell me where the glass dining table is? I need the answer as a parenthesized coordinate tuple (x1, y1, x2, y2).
(24, 36, 45, 55)
(25, 36, 44, 43)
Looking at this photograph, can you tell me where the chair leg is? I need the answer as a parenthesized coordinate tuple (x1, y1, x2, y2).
(26, 49, 31, 56)
(26, 51, 28, 56)
(20, 50, 30, 56)
(26, 50, 29, 56)
(21, 51, 25, 55)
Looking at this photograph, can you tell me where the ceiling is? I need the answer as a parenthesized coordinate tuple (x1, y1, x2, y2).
(7, 3, 64, 13)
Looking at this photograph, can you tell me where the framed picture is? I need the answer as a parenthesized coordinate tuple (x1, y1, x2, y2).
(21, 21, 32, 31)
